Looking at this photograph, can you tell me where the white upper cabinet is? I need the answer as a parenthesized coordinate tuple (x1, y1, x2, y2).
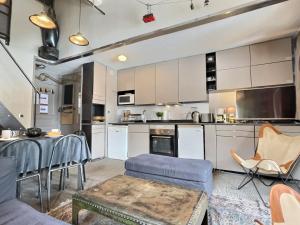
(217, 67, 251, 90)
(250, 38, 292, 65)
(251, 61, 293, 87)
(179, 55, 207, 102)
(117, 68, 135, 91)
(93, 63, 106, 104)
(156, 59, 179, 104)
(216, 46, 250, 70)
(135, 64, 156, 105)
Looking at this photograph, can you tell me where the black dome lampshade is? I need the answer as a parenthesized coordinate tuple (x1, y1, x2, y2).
(0, 0, 11, 45)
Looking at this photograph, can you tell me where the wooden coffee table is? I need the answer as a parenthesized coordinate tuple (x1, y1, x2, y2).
(72, 175, 208, 225)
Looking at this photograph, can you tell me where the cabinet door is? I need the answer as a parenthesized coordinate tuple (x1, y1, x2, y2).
(91, 125, 105, 159)
(179, 55, 207, 102)
(204, 125, 217, 168)
(156, 59, 179, 104)
(217, 136, 255, 172)
(251, 61, 293, 87)
(128, 132, 150, 158)
(93, 63, 106, 104)
(217, 67, 251, 90)
(135, 64, 156, 105)
(178, 125, 204, 160)
(250, 38, 292, 65)
(117, 68, 135, 91)
(216, 46, 250, 70)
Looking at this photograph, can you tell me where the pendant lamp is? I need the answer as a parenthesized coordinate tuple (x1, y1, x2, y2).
(69, 0, 89, 46)
(0, 0, 7, 4)
(29, 0, 56, 29)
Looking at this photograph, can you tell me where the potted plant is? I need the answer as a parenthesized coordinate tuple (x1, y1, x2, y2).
(156, 112, 164, 120)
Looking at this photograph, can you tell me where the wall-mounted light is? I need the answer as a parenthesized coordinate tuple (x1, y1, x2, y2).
(118, 55, 128, 62)
(69, 0, 89, 46)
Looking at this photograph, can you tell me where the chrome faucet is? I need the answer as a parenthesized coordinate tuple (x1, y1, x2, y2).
(142, 110, 147, 123)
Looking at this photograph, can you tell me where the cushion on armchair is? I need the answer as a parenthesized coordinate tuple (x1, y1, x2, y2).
(0, 157, 16, 204)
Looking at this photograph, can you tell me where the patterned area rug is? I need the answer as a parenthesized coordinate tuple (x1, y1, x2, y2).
(48, 194, 271, 225)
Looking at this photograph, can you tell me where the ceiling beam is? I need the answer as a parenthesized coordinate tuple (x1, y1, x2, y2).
(37, 0, 288, 65)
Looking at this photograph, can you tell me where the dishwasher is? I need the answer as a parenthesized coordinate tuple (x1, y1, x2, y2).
(107, 125, 128, 160)
(177, 125, 204, 160)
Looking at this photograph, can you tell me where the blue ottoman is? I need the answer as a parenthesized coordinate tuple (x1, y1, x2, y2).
(125, 154, 213, 195)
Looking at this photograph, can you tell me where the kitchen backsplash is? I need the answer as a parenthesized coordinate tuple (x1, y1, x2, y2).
(117, 103, 209, 121)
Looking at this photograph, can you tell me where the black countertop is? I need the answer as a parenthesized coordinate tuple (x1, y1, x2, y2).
(110, 119, 300, 126)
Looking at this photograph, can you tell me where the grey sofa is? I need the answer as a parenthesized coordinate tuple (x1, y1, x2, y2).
(0, 157, 69, 225)
(125, 154, 213, 195)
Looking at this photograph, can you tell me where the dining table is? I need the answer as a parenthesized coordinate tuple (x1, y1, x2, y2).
(0, 135, 91, 173)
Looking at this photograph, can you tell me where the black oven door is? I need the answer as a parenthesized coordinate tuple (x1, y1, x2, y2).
(150, 135, 177, 157)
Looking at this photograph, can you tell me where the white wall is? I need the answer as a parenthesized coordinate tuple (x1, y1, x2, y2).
(0, 0, 42, 128)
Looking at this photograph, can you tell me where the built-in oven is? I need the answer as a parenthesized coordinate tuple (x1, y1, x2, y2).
(150, 125, 177, 157)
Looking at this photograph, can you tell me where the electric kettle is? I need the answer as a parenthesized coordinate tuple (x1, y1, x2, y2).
(191, 111, 200, 123)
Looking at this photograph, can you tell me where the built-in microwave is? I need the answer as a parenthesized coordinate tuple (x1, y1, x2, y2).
(118, 93, 135, 105)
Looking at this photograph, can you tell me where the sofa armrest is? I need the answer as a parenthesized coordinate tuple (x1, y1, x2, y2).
(0, 157, 17, 204)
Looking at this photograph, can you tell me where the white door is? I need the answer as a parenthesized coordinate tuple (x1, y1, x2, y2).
(107, 126, 128, 160)
(178, 125, 204, 160)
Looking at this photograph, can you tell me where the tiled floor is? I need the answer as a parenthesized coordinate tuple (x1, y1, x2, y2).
(21, 158, 273, 213)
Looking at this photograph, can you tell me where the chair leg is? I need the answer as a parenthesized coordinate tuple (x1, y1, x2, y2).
(237, 172, 253, 190)
(16, 180, 21, 199)
(251, 178, 268, 207)
(47, 172, 51, 211)
(59, 169, 63, 191)
(83, 164, 86, 183)
(63, 168, 67, 190)
(79, 164, 84, 190)
(37, 174, 43, 212)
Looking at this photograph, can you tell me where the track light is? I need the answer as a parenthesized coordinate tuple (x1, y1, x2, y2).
(190, 0, 194, 10)
(204, 0, 210, 7)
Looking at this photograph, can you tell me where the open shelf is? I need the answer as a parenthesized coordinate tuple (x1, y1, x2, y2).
(206, 52, 216, 93)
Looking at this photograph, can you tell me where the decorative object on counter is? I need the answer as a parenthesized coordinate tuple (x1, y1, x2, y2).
(227, 106, 236, 123)
(26, 127, 42, 137)
(201, 113, 215, 123)
(121, 110, 131, 122)
(192, 111, 200, 123)
(156, 111, 164, 120)
(216, 108, 225, 123)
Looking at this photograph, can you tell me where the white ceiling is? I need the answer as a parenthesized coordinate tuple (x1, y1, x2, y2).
(43, 0, 300, 75)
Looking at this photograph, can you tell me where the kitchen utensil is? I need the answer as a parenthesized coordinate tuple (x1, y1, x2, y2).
(192, 111, 200, 123)
(200, 113, 215, 123)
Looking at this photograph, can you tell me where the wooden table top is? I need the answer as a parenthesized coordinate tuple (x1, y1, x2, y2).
(74, 175, 207, 225)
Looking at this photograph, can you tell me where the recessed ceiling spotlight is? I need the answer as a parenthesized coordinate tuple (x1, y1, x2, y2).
(118, 55, 127, 62)
(204, 0, 209, 7)
(225, 11, 232, 14)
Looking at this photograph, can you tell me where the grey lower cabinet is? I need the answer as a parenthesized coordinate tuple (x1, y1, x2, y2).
(155, 59, 179, 104)
(215, 125, 255, 172)
(204, 125, 217, 168)
(91, 125, 105, 160)
(127, 125, 150, 158)
(178, 55, 207, 102)
(135, 64, 156, 105)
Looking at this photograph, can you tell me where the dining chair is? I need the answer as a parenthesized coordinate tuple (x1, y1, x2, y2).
(47, 134, 84, 211)
(74, 130, 88, 182)
(0, 139, 43, 211)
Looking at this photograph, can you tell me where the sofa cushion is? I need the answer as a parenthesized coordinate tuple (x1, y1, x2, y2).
(0, 157, 16, 204)
(125, 154, 213, 183)
(0, 199, 69, 225)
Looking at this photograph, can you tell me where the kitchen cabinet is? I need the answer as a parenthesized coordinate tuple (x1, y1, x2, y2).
(91, 125, 105, 159)
(217, 67, 251, 90)
(216, 125, 255, 172)
(135, 64, 156, 105)
(107, 125, 128, 160)
(250, 38, 292, 65)
(93, 63, 106, 104)
(251, 61, 293, 87)
(128, 125, 150, 158)
(178, 125, 204, 160)
(117, 68, 135, 91)
(156, 59, 179, 104)
(178, 55, 207, 102)
(216, 46, 250, 70)
(204, 125, 217, 168)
